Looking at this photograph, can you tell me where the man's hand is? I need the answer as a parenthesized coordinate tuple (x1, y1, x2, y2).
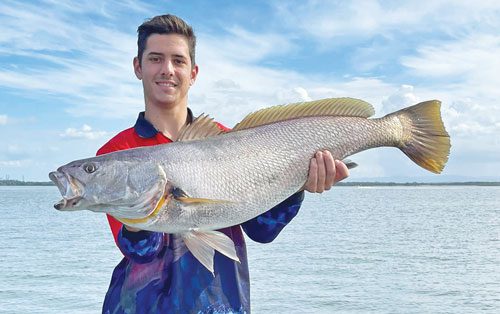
(303, 151, 349, 193)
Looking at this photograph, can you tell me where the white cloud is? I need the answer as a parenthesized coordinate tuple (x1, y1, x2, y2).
(394, 19, 500, 168)
(7, 144, 20, 154)
(451, 121, 500, 136)
(193, 21, 402, 125)
(0, 151, 33, 170)
(213, 79, 240, 91)
(60, 124, 110, 140)
(0, 160, 23, 167)
(276, 1, 388, 40)
(276, 87, 312, 104)
(0, 1, 147, 119)
(401, 33, 500, 143)
(0, 143, 30, 160)
(274, 1, 500, 42)
(193, 64, 397, 126)
(445, 99, 500, 138)
(0, 1, 498, 180)
(0, 1, 152, 54)
(306, 78, 395, 113)
(381, 85, 420, 114)
(402, 35, 500, 86)
(200, 27, 295, 64)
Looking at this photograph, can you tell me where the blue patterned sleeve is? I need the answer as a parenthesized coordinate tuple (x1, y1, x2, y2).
(242, 191, 304, 243)
(117, 227, 164, 264)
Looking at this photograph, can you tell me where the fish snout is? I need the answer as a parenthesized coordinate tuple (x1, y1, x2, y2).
(49, 170, 83, 210)
(53, 198, 67, 210)
(49, 171, 61, 185)
(53, 196, 82, 211)
(49, 171, 68, 195)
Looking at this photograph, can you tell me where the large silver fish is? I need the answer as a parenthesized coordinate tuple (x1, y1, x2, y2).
(49, 98, 450, 272)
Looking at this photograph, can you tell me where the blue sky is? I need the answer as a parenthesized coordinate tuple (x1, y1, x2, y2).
(1, 0, 499, 182)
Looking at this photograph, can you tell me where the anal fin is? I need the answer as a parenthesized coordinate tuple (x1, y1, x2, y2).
(181, 230, 240, 275)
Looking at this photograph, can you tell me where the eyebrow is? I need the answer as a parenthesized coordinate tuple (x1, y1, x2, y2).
(147, 52, 187, 59)
(147, 52, 164, 57)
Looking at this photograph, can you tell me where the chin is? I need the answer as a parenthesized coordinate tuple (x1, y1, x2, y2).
(151, 96, 177, 107)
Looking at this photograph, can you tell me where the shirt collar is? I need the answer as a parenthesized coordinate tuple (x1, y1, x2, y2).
(134, 108, 194, 138)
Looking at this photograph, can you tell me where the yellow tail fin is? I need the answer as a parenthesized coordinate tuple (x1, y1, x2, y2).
(389, 100, 451, 174)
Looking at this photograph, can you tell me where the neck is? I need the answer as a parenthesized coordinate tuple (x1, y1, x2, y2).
(144, 103, 189, 141)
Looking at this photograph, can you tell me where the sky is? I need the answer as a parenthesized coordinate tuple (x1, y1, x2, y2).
(0, 0, 499, 182)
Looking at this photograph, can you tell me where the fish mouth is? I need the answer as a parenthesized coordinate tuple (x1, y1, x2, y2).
(49, 171, 84, 210)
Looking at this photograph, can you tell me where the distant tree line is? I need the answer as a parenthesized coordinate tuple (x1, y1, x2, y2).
(0, 179, 54, 186)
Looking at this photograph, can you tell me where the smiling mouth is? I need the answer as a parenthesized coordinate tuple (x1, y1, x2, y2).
(156, 81, 177, 87)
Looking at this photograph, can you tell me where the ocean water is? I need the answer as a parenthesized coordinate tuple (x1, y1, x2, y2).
(0, 186, 498, 313)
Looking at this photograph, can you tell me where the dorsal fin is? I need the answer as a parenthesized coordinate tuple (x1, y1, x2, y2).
(233, 97, 375, 131)
(177, 114, 225, 141)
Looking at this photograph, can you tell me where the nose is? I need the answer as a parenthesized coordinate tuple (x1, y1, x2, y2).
(161, 60, 175, 76)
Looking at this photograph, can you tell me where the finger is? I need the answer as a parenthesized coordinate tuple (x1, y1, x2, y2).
(334, 159, 350, 183)
(304, 157, 318, 192)
(315, 151, 326, 193)
(323, 151, 336, 190)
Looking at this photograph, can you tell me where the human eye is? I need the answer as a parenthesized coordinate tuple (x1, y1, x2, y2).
(149, 56, 161, 63)
(174, 58, 186, 65)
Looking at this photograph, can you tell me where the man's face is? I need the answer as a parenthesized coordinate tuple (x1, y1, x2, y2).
(134, 34, 198, 109)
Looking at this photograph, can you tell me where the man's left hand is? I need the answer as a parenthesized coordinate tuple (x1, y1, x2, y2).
(303, 151, 349, 193)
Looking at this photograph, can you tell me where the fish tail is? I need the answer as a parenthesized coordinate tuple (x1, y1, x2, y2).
(389, 100, 451, 174)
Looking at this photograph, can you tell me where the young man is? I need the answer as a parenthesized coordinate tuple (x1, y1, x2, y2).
(98, 14, 348, 313)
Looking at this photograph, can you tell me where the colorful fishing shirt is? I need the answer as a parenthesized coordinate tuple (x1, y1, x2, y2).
(98, 110, 304, 314)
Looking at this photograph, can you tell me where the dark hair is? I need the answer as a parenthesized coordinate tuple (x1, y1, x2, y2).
(137, 14, 196, 67)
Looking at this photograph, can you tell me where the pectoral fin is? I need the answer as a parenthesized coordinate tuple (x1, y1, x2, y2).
(172, 187, 233, 204)
(175, 197, 233, 204)
(181, 230, 240, 275)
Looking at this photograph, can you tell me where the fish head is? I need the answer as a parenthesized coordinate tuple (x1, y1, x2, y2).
(49, 154, 168, 218)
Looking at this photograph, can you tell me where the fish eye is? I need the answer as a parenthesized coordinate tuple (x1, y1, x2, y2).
(83, 162, 97, 174)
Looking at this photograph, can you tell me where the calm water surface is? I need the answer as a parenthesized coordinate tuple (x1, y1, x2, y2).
(0, 186, 498, 313)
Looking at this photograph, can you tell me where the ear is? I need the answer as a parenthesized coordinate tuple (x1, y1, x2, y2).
(133, 57, 142, 80)
(190, 64, 199, 86)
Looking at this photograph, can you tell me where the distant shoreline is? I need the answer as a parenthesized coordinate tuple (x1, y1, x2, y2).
(1, 179, 499, 187)
(0, 180, 54, 186)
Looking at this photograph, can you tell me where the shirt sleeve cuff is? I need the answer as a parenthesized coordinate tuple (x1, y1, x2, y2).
(117, 227, 164, 264)
(242, 191, 304, 243)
